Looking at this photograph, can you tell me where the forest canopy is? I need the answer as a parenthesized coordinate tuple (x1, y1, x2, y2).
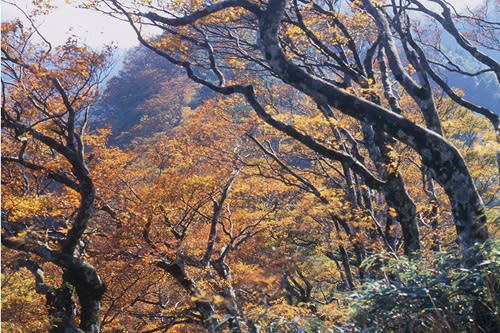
(1, 0, 499, 332)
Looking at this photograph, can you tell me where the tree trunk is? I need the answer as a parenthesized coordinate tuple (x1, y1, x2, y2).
(361, 122, 420, 255)
(157, 260, 219, 332)
(64, 260, 105, 333)
(256, 0, 488, 263)
(47, 282, 83, 333)
(212, 260, 242, 333)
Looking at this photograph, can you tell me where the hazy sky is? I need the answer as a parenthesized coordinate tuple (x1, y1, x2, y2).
(1, 0, 483, 50)
(2, 0, 141, 49)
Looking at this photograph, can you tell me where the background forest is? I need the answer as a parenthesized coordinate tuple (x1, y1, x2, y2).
(1, 0, 499, 332)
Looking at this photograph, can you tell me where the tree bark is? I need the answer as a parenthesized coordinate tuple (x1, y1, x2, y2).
(157, 260, 219, 333)
(47, 282, 84, 333)
(63, 259, 105, 333)
(256, 0, 488, 263)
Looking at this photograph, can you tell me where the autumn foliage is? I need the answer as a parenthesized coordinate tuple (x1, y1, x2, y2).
(2, 0, 499, 332)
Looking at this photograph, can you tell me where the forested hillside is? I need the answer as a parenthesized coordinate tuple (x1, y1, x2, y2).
(1, 0, 499, 332)
(92, 46, 213, 146)
(98, 43, 500, 146)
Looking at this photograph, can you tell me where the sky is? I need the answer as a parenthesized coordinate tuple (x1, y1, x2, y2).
(2, 0, 140, 49)
(2, 0, 480, 50)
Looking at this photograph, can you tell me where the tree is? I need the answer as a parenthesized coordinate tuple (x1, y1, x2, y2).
(1, 19, 112, 332)
(79, 71, 496, 332)
(88, 101, 286, 332)
(95, 0, 497, 263)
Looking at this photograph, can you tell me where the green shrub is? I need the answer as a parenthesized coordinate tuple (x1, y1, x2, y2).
(344, 240, 499, 333)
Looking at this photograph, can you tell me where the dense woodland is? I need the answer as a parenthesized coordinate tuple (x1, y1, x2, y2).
(1, 0, 499, 332)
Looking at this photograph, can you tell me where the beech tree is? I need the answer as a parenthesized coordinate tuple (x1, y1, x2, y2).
(90, 102, 294, 332)
(93, 0, 497, 262)
(1, 20, 112, 332)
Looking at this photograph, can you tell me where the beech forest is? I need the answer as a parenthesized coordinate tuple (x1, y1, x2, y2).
(1, 0, 499, 332)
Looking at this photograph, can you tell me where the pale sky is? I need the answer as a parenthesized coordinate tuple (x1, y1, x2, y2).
(2, 0, 141, 49)
(1, 0, 483, 50)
